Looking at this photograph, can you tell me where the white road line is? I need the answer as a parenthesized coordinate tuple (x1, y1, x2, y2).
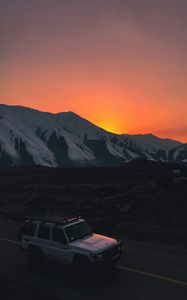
(0, 236, 186, 287)
(116, 265, 187, 287)
(0, 237, 19, 245)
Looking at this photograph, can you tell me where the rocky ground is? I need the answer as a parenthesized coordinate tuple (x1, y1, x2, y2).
(0, 161, 187, 248)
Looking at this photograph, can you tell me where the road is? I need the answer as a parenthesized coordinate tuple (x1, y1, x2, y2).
(0, 218, 187, 300)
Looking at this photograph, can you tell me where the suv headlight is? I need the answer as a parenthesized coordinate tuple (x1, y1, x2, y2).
(117, 240, 123, 250)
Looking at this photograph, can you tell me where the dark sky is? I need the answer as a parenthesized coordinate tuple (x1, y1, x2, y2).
(0, 0, 187, 141)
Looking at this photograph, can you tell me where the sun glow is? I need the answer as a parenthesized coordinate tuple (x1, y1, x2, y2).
(94, 120, 127, 134)
(96, 121, 122, 134)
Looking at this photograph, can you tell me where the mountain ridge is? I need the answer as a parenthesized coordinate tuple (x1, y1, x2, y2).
(0, 104, 186, 167)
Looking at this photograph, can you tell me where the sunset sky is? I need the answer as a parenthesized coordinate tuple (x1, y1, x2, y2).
(0, 0, 187, 142)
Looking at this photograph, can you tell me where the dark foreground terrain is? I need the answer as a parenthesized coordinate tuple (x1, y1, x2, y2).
(0, 161, 187, 300)
(0, 160, 187, 248)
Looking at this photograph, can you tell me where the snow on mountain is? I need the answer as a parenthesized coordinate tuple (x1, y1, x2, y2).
(123, 134, 181, 151)
(0, 104, 185, 167)
(56, 111, 109, 140)
(171, 143, 187, 163)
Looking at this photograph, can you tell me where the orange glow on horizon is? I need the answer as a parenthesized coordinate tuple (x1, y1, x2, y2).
(96, 120, 125, 134)
(2, 100, 186, 143)
(1, 1, 187, 144)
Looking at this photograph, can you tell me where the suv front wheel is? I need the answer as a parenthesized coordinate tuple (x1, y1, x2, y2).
(73, 255, 91, 273)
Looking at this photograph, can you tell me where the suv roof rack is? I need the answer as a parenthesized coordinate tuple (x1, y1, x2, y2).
(24, 215, 83, 226)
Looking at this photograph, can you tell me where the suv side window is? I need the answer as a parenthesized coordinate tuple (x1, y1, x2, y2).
(38, 226, 50, 240)
(26, 224, 36, 236)
(23, 223, 36, 236)
(52, 228, 67, 244)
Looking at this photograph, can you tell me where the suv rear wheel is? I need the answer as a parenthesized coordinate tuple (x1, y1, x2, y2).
(28, 246, 44, 269)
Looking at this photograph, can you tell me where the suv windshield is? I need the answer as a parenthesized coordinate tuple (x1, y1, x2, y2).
(65, 221, 93, 242)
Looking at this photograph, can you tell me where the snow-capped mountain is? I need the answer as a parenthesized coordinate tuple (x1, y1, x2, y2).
(0, 104, 185, 167)
(168, 143, 187, 164)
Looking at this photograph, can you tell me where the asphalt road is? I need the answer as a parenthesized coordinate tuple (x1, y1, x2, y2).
(0, 219, 187, 300)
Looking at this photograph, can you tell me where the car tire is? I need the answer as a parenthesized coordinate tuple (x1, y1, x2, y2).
(28, 246, 44, 270)
(73, 255, 91, 274)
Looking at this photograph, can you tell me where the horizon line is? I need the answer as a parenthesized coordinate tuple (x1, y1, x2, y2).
(0, 103, 186, 144)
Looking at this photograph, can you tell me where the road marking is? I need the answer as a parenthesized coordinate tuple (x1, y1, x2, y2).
(116, 265, 187, 287)
(0, 237, 19, 245)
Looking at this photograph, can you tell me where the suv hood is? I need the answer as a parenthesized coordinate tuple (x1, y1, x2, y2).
(70, 233, 117, 253)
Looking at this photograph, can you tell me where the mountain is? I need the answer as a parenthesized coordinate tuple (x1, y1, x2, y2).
(168, 143, 187, 164)
(123, 134, 181, 151)
(0, 104, 185, 167)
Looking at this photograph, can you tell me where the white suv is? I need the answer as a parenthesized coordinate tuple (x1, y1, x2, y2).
(18, 216, 123, 268)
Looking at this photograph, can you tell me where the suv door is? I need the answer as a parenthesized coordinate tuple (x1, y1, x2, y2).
(51, 228, 73, 265)
(20, 223, 37, 251)
(36, 225, 54, 259)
